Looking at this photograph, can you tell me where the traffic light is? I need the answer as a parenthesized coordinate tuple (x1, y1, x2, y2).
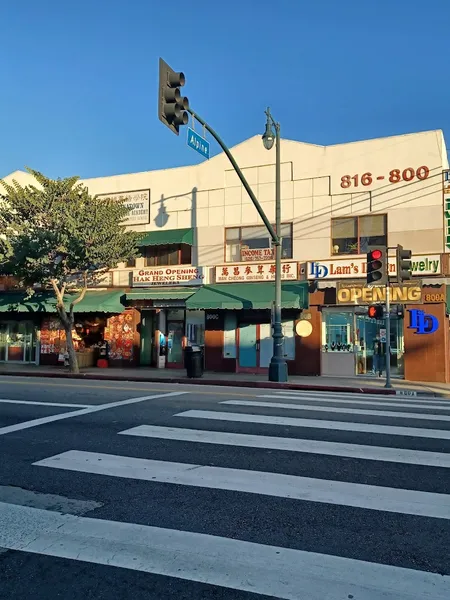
(368, 305, 384, 319)
(366, 246, 388, 285)
(158, 58, 189, 136)
(396, 244, 412, 283)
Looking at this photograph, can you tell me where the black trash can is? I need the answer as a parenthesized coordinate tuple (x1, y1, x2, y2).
(185, 345, 204, 378)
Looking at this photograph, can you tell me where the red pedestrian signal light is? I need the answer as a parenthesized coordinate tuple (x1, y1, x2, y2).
(368, 305, 383, 319)
(366, 246, 387, 285)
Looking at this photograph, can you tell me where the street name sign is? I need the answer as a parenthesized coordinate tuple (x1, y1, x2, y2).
(187, 127, 210, 159)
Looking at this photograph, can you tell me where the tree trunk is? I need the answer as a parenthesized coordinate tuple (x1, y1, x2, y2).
(65, 325, 79, 374)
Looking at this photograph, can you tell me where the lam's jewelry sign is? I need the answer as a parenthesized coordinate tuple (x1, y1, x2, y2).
(97, 189, 150, 226)
(132, 266, 205, 287)
(337, 281, 422, 305)
(215, 262, 297, 283)
(444, 170, 450, 250)
(305, 254, 441, 280)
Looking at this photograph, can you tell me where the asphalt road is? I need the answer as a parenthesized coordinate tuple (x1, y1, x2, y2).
(0, 375, 449, 599)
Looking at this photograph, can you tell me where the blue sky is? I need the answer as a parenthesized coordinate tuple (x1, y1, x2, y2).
(1, 0, 448, 179)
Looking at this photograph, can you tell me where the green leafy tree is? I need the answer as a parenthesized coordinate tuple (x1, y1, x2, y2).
(0, 168, 140, 373)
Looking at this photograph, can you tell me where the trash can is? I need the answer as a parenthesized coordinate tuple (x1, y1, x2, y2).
(184, 345, 204, 378)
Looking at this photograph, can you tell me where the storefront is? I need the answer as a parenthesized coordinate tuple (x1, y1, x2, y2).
(185, 274, 309, 374)
(299, 277, 450, 383)
(0, 290, 127, 366)
(125, 263, 206, 368)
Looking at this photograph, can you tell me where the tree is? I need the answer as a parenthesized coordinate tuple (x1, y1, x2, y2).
(0, 168, 141, 373)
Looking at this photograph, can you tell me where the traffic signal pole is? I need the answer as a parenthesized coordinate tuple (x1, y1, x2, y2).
(158, 58, 287, 381)
(187, 107, 287, 382)
(385, 277, 392, 389)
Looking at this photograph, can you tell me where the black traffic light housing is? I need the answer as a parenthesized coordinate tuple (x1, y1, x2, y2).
(368, 305, 384, 319)
(158, 58, 189, 136)
(396, 244, 412, 283)
(366, 246, 388, 285)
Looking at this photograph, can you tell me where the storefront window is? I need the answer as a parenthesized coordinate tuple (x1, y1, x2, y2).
(0, 321, 37, 363)
(322, 311, 353, 352)
(225, 224, 292, 262)
(143, 244, 191, 267)
(186, 310, 205, 345)
(332, 215, 387, 255)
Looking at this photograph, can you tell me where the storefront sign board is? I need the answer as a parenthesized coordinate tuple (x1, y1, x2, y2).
(408, 309, 439, 334)
(97, 189, 150, 226)
(240, 248, 274, 262)
(132, 266, 205, 287)
(336, 281, 423, 305)
(444, 170, 450, 251)
(215, 262, 297, 283)
(305, 254, 441, 280)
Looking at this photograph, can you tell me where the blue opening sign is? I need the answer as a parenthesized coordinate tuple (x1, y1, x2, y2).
(187, 127, 210, 159)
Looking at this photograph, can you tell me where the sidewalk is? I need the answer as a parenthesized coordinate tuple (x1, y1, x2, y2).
(0, 363, 449, 397)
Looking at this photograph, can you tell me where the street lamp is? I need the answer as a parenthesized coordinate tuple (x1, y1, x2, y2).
(262, 108, 288, 383)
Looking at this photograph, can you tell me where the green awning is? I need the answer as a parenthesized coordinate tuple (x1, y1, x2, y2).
(185, 282, 309, 310)
(0, 292, 55, 313)
(138, 228, 194, 247)
(70, 291, 125, 313)
(126, 288, 197, 301)
(0, 291, 125, 314)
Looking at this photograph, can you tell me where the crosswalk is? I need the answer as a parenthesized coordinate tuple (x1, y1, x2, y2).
(1, 389, 450, 599)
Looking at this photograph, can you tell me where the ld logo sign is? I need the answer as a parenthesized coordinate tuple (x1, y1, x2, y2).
(408, 309, 439, 335)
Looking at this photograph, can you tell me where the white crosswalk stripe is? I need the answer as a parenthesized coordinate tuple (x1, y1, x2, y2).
(175, 409, 450, 439)
(258, 392, 450, 410)
(2, 501, 449, 600)
(221, 399, 450, 421)
(119, 424, 450, 467)
(272, 390, 450, 403)
(3, 388, 450, 598)
(34, 449, 450, 519)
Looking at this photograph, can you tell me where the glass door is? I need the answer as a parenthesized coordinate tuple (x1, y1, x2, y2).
(0, 321, 37, 363)
(167, 320, 184, 368)
(8, 322, 25, 362)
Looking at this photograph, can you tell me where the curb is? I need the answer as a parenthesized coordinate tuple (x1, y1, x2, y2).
(0, 369, 401, 395)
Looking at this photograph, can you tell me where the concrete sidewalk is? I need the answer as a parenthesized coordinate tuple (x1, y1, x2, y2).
(0, 363, 448, 397)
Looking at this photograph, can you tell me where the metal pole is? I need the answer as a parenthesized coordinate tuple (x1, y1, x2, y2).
(268, 121, 287, 382)
(187, 107, 278, 244)
(385, 282, 392, 388)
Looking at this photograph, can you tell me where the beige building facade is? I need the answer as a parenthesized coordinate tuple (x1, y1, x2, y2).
(2, 129, 450, 381)
(5, 129, 448, 280)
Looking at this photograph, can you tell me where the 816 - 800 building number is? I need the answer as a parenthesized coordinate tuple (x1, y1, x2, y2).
(340, 166, 430, 189)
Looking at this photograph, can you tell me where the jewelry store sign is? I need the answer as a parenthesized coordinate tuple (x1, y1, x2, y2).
(215, 262, 297, 283)
(132, 266, 205, 287)
(97, 189, 150, 226)
(304, 254, 441, 279)
(337, 281, 422, 305)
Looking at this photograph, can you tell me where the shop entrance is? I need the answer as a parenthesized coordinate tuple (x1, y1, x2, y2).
(166, 309, 185, 369)
(0, 321, 37, 363)
(238, 322, 272, 372)
(139, 311, 155, 366)
(321, 308, 404, 378)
